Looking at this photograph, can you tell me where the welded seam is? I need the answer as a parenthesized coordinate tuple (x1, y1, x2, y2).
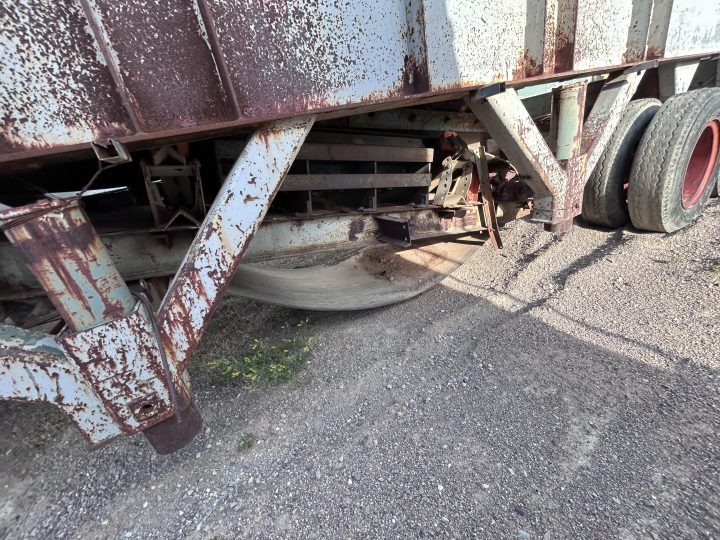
(193, 0, 242, 118)
(77, 0, 143, 132)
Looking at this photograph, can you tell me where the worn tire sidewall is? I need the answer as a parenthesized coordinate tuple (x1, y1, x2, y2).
(664, 97, 720, 231)
(605, 102, 660, 223)
(582, 99, 660, 228)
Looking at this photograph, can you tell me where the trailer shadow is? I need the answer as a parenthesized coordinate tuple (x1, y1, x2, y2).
(1, 223, 718, 539)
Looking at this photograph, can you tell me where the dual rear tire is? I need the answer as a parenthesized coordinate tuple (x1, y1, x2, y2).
(582, 88, 720, 233)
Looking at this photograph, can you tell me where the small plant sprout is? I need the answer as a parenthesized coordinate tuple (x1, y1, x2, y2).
(238, 433, 257, 451)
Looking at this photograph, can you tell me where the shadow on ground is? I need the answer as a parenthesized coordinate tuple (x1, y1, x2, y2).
(1, 209, 719, 539)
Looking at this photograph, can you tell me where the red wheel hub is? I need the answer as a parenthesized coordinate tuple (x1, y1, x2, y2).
(682, 119, 720, 208)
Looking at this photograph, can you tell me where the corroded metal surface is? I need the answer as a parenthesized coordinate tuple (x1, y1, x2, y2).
(57, 300, 183, 433)
(0, 196, 201, 451)
(568, 70, 647, 196)
(468, 68, 646, 226)
(0, 323, 123, 445)
(1, 0, 718, 166)
(467, 89, 567, 223)
(0, 199, 135, 331)
(158, 117, 315, 370)
(0, 206, 484, 299)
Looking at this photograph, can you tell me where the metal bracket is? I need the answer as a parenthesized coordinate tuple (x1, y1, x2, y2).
(57, 300, 182, 433)
(434, 156, 474, 207)
(470, 82, 507, 104)
(443, 135, 503, 250)
(375, 215, 412, 247)
(623, 59, 658, 74)
(0, 324, 123, 446)
(91, 138, 132, 165)
(141, 159, 206, 230)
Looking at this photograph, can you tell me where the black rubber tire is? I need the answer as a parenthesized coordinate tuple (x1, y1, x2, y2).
(628, 88, 720, 233)
(582, 98, 661, 228)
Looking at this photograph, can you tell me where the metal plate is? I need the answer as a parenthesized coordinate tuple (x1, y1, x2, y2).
(1, 0, 719, 165)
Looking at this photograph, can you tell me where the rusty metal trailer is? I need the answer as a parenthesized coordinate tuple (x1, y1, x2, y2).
(1, 0, 719, 453)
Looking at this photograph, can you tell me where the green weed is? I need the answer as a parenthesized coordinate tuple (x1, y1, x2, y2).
(209, 318, 312, 386)
(238, 432, 257, 451)
(671, 252, 685, 264)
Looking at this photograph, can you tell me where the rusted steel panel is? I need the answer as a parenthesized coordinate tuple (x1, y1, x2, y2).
(422, 0, 543, 89)
(0, 199, 135, 331)
(79, 0, 235, 131)
(347, 109, 486, 133)
(0, 0, 134, 154)
(202, 0, 428, 116)
(573, 0, 636, 70)
(660, 0, 720, 58)
(1, 0, 719, 166)
(158, 117, 314, 370)
(57, 300, 183, 433)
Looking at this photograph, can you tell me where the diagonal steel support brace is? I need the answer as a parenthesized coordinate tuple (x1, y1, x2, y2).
(466, 69, 646, 231)
(158, 116, 315, 371)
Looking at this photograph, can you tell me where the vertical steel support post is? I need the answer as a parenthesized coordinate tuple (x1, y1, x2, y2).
(0, 199, 134, 331)
(658, 60, 700, 101)
(553, 82, 587, 161)
(158, 116, 315, 371)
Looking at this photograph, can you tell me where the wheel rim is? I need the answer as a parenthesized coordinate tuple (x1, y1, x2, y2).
(682, 119, 720, 209)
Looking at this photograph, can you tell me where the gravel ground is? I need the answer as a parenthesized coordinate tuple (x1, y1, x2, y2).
(1, 202, 719, 540)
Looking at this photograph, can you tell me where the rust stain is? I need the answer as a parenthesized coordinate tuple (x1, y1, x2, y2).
(513, 49, 543, 80)
(1, 201, 130, 331)
(645, 46, 665, 60)
(348, 218, 365, 241)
